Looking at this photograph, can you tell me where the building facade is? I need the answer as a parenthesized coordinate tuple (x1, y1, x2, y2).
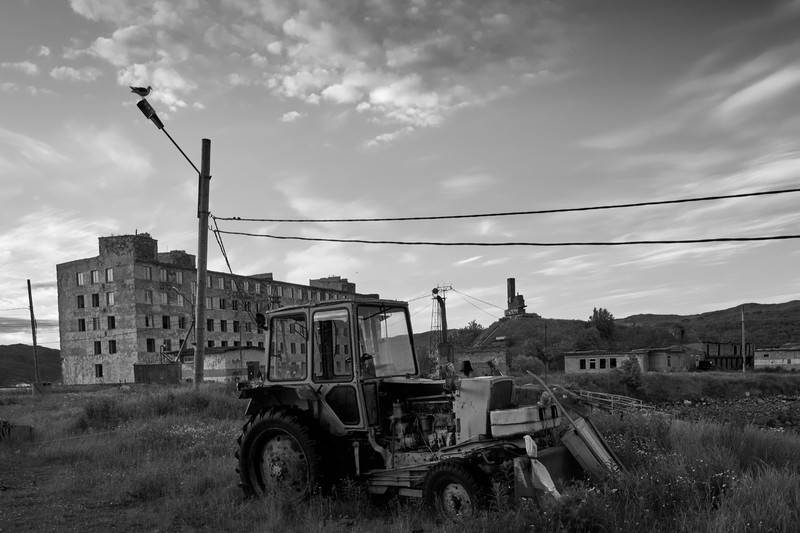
(56, 233, 362, 384)
(754, 345, 800, 370)
(564, 346, 699, 374)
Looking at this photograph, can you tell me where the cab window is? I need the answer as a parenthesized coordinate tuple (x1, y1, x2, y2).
(267, 314, 308, 380)
(312, 308, 353, 381)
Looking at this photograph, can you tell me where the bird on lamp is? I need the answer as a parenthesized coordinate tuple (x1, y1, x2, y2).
(130, 85, 152, 98)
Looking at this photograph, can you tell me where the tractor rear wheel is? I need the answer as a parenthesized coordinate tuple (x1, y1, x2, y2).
(423, 460, 484, 518)
(236, 407, 322, 503)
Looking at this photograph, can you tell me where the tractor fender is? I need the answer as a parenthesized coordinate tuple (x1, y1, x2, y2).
(241, 384, 348, 436)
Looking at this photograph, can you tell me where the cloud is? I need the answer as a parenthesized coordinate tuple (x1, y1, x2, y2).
(68, 0, 573, 135)
(714, 64, 800, 122)
(50, 66, 103, 82)
(0, 127, 69, 174)
(440, 173, 497, 195)
(280, 111, 305, 122)
(1, 60, 39, 76)
(363, 127, 413, 149)
(38, 46, 51, 57)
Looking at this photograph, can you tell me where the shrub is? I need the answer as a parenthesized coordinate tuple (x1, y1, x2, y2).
(511, 355, 544, 375)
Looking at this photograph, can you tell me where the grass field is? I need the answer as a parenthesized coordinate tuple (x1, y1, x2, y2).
(2, 376, 800, 532)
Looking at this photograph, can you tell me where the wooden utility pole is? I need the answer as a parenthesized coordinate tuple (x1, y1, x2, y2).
(194, 138, 211, 388)
(27, 279, 40, 386)
(741, 305, 746, 373)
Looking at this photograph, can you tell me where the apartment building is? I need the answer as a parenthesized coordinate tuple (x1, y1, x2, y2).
(56, 233, 360, 384)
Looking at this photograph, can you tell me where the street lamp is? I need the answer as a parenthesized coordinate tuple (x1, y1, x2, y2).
(135, 97, 211, 389)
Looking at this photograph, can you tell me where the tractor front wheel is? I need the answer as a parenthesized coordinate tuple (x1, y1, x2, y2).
(236, 407, 322, 504)
(423, 461, 484, 518)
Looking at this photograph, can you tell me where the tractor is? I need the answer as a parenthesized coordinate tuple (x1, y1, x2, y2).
(236, 296, 615, 516)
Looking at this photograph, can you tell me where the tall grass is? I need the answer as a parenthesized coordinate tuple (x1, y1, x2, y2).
(3, 384, 800, 532)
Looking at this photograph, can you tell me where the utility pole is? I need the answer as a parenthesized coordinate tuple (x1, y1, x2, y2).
(27, 279, 40, 387)
(543, 319, 548, 382)
(741, 305, 746, 373)
(194, 139, 211, 388)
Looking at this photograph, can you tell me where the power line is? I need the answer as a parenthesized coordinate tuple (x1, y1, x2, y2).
(451, 288, 506, 312)
(212, 186, 800, 223)
(212, 229, 800, 247)
(451, 290, 504, 322)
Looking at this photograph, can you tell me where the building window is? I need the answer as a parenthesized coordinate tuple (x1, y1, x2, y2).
(233, 320, 240, 333)
(176, 294, 184, 307)
(107, 316, 116, 330)
(246, 341, 253, 347)
(242, 280, 249, 292)
(220, 320, 228, 332)
(91, 293, 100, 307)
(160, 269, 168, 282)
(163, 315, 171, 329)
(208, 340, 215, 348)
(91, 270, 99, 284)
(77, 294, 85, 308)
(163, 339, 172, 351)
(667, 355, 672, 367)
(191, 281, 197, 296)
(160, 292, 168, 305)
(258, 341, 264, 348)
(589, 359, 596, 369)
(76, 272, 85, 286)
(221, 340, 228, 347)
(78, 318, 86, 332)
(106, 292, 115, 306)
(244, 301, 251, 312)
(144, 266, 152, 280)
(145, 315, 153, 328)
(145, 290, 153, 304)
(174, 271, 183, 284)
(234, 340, 240, 347)
(105, 268, 114, 282)
(92, 317, 100, 330)
(207, 276, 212, 288)
(579, 359, 586, 370)
(95, 364, 103, 378)
(206, 297, 213, 309)
(610, 358, 617, 369)
(218, 278, 224, 290)
(178, 316, 187, 329)
(108, 340, 117, 354)
(94, 341, 102, 355)
(146, 338, 156, 352)
(255, 284, 261, 294)
(600, 358, 606, 369)
(219, 298, 227, 310)
(207, 319, 214, 331)
(245, 322, 252, 333)
(232, 299, 239, 311)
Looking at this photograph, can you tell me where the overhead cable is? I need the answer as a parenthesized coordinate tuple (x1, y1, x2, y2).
(212, 229, 800, 247)
(212, 186, 800, 223)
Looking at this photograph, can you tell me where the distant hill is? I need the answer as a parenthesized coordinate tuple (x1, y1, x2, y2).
(620, 300, 800, 348)
(417, 300, 800, 366)
(0, 344, 61, 386)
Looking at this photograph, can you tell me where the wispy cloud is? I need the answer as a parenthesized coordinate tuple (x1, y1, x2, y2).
(1, 60, 39, 76)
(50, 66, 103, 82)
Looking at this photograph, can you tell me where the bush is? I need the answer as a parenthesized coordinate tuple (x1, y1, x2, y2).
(616, 355, 643, 391)
(511, 355, 544, 375)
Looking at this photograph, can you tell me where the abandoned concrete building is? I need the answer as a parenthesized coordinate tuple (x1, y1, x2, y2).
(563, 345, 702, 374)
(56, 233, 362, 385)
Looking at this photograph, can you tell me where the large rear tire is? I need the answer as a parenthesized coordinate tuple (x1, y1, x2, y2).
(423, 460, 484, 518)
(236, 407, 322, 503)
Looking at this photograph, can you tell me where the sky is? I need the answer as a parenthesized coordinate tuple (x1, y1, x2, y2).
(2, 0, 800, 350)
